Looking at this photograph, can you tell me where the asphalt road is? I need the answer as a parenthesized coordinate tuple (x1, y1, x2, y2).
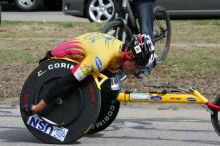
(1, 12, 89, 22)
(0, 103, 220, 146)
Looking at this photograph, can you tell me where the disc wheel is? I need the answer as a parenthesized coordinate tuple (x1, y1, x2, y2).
(88, 78, 120, 134)
(20, 59, 101, 143)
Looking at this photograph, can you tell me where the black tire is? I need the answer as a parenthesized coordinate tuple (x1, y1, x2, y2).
(89, 100, 120, 134)
(15, 0, 43, 11)
(153, 6, 171, 64)
(0, 3, 1, 25)
(88, 78, 120, 134)
(43, 0, 62, 10)
(211, 97, 220, 137)
(101, 20, 133, 42)
(20, 59, 101, 143)
(86, 0, 116, 23)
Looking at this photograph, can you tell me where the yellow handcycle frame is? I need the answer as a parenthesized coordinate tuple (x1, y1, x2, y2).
(117, 84, 220, 111)
(118, 90, 208, 104)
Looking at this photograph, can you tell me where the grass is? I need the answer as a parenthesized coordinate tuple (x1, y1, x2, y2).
(0, 20, 220, 69)
(0, 21, 105, 63)
(0, 20, 219, 98)
(0, 20, 219, 67)
(165, 47, 220, 72)
(0, 20, 219, 70)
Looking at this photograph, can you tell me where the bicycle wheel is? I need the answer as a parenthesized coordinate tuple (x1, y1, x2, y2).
(211, 97, 220, 136)
(153, 6, 171, 64)
(20, 59, 101, 144)
(101, 20, 133, 42)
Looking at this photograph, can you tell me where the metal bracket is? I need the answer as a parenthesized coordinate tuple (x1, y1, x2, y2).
(144, 83, 194, 93)
(201, 105, 214, 115)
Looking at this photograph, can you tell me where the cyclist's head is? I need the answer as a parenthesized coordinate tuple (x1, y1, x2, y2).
(123, 34, 155, 68)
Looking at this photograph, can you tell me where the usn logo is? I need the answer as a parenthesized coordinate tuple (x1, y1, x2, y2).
(95, 57, 102, 71)
(151, 96, 162, 101)
(27, 115, 68, 142)
(187, 97, 196, 102)
(54, 128, 66, 140)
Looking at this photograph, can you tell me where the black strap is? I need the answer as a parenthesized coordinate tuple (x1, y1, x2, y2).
(39, 51, 53, 64)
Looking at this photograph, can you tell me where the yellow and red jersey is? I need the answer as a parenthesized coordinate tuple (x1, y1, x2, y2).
(51, 32, 124, 81)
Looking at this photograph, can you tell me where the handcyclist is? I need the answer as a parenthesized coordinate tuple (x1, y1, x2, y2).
(23, 32, 156, 115)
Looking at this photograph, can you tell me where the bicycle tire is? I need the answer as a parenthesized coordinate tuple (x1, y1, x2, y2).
(211, 97, 220, 137)
(20, 59, 101, 144)
(153, 6, 171, 64)
(101, 20, 133, 42)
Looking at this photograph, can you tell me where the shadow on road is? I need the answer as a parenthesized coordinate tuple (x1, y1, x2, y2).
(86, 118, 219, 145)
(103, 117, 212, 133)
(0, 127, 81, 144)
(89, 134, 220, 146)
(0, 116, 217, 145)
(0, 127, 42, 143)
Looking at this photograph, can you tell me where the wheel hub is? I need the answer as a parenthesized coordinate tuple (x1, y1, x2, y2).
(89, 0, 115, 23)
(18, 0, 34, 8)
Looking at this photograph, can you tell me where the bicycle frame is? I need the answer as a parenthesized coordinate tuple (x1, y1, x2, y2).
(113, 0, 139, 42)
(113, 0, 169, 46)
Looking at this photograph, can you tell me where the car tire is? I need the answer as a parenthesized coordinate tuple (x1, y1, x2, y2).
(15, 0, 43, 11)
(44, 0, 62, 10)
(86, 0, 116, 23)
(0, 3, 1, 25)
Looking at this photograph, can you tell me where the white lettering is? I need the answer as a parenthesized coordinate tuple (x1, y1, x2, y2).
(54, 63, 60, 68)
(27, 115, 68, 142)
(48, 64, 53, 70)
(110, 105, 115, 111)
(48, 63, 75, 71)
(70, 65, 74, 69)
(107, 111, 113, 117)
(61, 63, 66, 68)
(104, 116, 110, 122)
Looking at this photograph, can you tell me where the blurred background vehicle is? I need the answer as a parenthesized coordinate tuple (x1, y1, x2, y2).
(63, 0, 220, 23)
(0, 3, 1, 25)
(1, 0, 62, 11)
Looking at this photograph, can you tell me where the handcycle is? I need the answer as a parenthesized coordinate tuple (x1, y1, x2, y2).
(20, 57, 220, 144)
(101, 0, 171, 64)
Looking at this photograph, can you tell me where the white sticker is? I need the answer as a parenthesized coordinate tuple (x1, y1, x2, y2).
(134, 45, 142, 54)
(130, 93, 150, 100)
(27, 115, 68, 142)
